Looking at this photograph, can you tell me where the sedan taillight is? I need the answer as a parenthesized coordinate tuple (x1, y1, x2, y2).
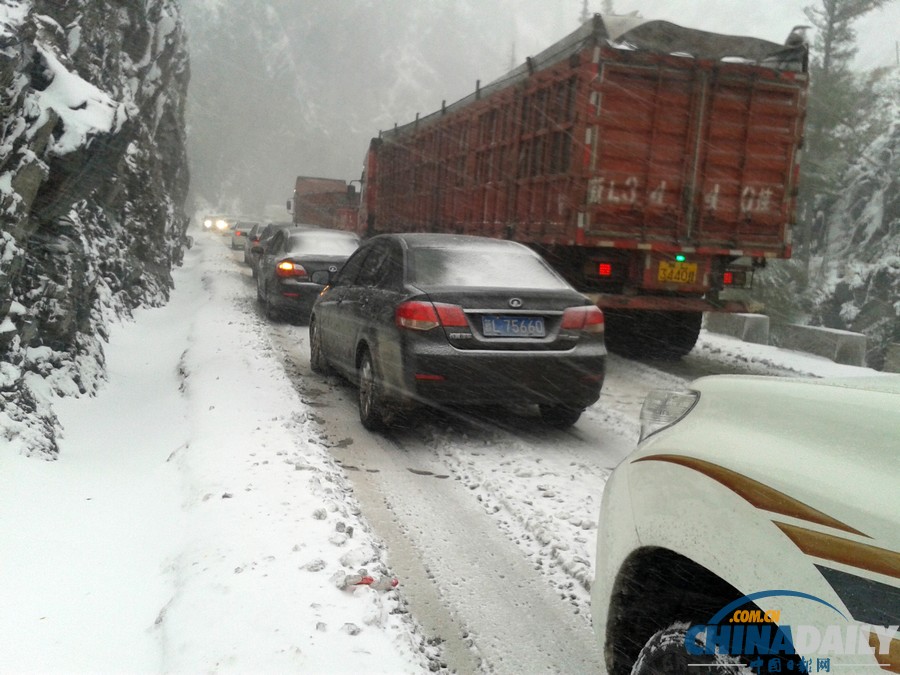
(276, 260, 308, 278)
(561, 305, 605, 333)
(395, 301, 468, 331)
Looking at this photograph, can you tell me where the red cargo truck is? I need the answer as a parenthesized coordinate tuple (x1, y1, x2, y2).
(356, 14, 808, 357)
(287, 176, 360, 229)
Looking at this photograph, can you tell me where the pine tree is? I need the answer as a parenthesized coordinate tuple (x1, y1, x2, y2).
(798, 0, 890, 254)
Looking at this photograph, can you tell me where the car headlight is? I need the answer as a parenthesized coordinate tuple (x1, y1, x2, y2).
(215, 219, 228, 230)
(203, 219, 212, 228)
(639, 389, 699, 442)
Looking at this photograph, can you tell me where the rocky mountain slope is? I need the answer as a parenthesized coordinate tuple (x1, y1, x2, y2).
(1, 0, 190, 457)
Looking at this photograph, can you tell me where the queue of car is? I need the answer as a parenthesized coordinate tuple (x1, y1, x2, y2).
(217, 216, 899, 674)
(218, 218, 608, 429)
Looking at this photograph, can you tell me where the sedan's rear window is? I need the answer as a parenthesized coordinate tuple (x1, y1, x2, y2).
(408, 247, 570, 289)
(288, 232, 359, 256)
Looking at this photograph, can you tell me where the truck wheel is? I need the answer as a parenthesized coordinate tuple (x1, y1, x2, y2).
(630, 623, 744, 675)
(604, 311, 701, 360)
(539, 404, 583, 429)
(655, 312, 702, 359)
(309, 319, 331, 375)
(603, 310, 647, 358)
(358, 350, 387, 431)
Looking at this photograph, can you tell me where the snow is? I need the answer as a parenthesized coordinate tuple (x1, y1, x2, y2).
(30, 44, 125, 154)
(0, 236, 432, 672)
(692, 332, 880, 379)
(1, 233, 879, 672)
(0, 1, 27, 27)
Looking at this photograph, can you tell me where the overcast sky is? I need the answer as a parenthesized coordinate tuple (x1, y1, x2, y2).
(185, 0, 898, 212)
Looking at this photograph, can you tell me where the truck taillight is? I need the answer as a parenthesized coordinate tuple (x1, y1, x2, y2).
(586, 258, 621, 280)
(276, 261, 308, 278)
(396, 301, 467, 331)
(722, 268, 751, 288)
(561, 306, 605, 333)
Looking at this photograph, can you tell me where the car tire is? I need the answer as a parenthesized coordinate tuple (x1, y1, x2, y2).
(630, 623, 745, 675)
(309, 319, 332, 375)
(358, 350, 387, 431)
(539, 404, 583, 429)
(264, 288, 279, 322)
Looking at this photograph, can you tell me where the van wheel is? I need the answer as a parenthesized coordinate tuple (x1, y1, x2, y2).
(630, 623, 745, 675)
(358, 351, 387, 431)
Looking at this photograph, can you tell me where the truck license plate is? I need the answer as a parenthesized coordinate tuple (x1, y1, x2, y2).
(482, 315, 546, 338)
(658, 261, 698, 284)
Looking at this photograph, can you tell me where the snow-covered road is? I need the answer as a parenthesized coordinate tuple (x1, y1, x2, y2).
(1, 234, 874, 673)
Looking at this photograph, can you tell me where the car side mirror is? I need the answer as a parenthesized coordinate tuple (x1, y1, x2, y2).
(311, 270, 331, 285)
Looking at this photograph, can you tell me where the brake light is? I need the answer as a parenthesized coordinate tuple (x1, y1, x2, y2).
(435, 304, 468, 327)
(395, 301, 468, 331)
(276, 260, 308, 278)
(561, 306, 605, 333)
(598, 263, 613, 277)
(721, 269, 750, 288)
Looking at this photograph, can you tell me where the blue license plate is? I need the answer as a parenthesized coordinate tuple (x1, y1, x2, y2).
(481, 315, 546, 338)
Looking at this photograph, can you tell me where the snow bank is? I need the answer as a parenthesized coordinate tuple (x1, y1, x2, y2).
(0, 235, 434, 672)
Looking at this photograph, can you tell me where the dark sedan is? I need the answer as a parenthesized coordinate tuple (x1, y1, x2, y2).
(242, 223, 263, 265)
(256, 228, 360, 322)
(248, 222, 293, 277)
(309, 233, 607, 430)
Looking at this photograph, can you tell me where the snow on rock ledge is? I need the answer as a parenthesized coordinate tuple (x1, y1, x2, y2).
(1, 0, 190, 458)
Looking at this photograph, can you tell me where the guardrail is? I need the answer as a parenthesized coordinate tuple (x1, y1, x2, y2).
(702, 313, 873, 369)
(884, 343, 900, 373)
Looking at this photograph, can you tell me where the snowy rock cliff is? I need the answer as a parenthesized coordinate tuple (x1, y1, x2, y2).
(1, 0, 190, 457)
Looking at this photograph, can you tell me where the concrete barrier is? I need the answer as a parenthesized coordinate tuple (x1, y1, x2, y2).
(884, 343, 900, 373)
(702, 313, 770, 345)
(769, 323, 867, 367)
